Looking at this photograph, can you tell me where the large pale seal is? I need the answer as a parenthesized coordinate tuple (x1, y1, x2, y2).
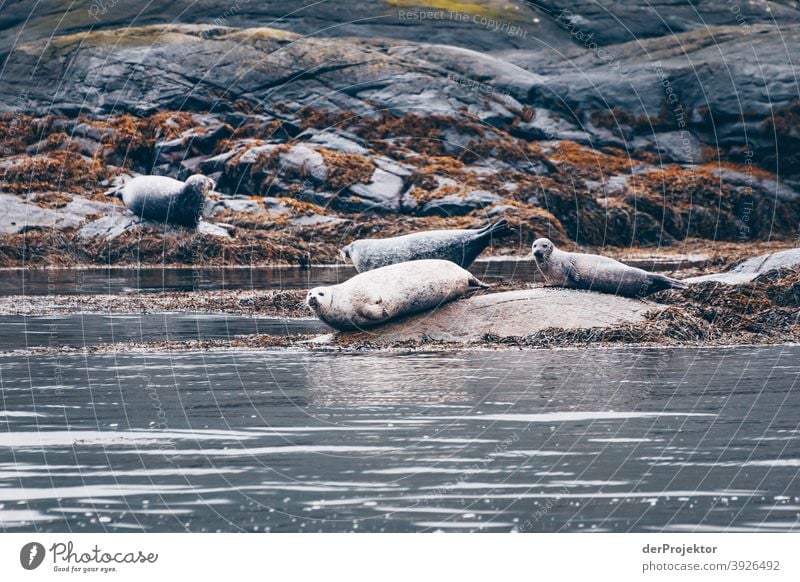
(113, 174, 215, 228)
(306, 259, 488, 331)
(531, 238, 687, 297)
(341, 220, 513, 273)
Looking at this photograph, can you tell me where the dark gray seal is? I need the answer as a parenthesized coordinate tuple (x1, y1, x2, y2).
(531, 237, 687, 297)
(341, 220, 513, 272)
(114, 175, 214, 229)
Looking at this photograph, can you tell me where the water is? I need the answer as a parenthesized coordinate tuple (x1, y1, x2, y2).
(0, 257, 684, 297)
(0, 261, 542, 296)
(1, 345, 798, 532)
(0, 314, 326, 350)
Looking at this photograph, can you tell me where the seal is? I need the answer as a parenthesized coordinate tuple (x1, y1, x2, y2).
(341, 220, 513, 272)
(531, 237, 687, 297)
(112, 174, 214, 228)
(306, 259, 489, 331)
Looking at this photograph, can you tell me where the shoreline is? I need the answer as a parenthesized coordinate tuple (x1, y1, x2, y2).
(3, 338, 797, 358)
(0, 240, 795, 271)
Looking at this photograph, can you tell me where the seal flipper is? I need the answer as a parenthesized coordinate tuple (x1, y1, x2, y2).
(563, 259, 583, 288)
(468, 275, 490, 289)
(476, 219, 514, 240)
(647, 273, 688, 294)
(357, 300, 387, 320)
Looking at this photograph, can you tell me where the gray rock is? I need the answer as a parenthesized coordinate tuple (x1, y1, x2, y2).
(317, 287, 657, 345)
(208, 196, 264, 216)
(299, 129, 369, 155)
(347, 167, 406, 212)
(687, 248, 800, 284)
(0, 193, 115, 234)
(79, 212, 231, 240)
(196, 222, 232, 238)
(420, 189, 503, 217)
(290, 215, 348, 227)
(586, 175, 629, 197)
(712, 168, 799, 203)
(279, 145, 328, 184)
(512, 108, 592, 144)
(649, 131, 707, 164)
(78, 213, 140, 240)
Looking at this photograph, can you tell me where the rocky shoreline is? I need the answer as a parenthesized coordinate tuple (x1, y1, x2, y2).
(1, 5, 799, 351)
(2, 252, 796, 352)
(2, 20, 799, 268)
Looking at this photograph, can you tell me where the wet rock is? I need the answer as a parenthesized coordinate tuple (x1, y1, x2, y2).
(290, 214, 348, 227)
(0, 193, 115, 234)
(586, 175, 629, 197)
(79, 212, 231, 240)
(298, 129, 368, 155)
(78, 213, 140, 240)
(208, 196, 264, 216)
(512, 109, 592, 144)
(420, 189, 504, 217)
(279, 145, 328, 184)
(197, 222, 232, 238)
(711, 168, 799, 203)
(687, 248, 800, 284)
(346, 167, 406, 213)
(648, 131, 707, 164)
(317, 288, 657, 344)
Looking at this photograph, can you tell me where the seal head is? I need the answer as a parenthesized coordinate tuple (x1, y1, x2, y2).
(306, 286, 334, 315)
(532, 237, 554, 261)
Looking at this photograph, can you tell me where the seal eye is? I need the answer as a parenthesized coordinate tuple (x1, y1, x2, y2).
(319, 292, 325, 296)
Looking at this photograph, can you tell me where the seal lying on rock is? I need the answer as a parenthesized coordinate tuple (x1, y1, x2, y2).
(531, 238, 687, 297)
(110, 175, 215, 228)
(306, 259, 489, 331)
(341, 220, 513, 272)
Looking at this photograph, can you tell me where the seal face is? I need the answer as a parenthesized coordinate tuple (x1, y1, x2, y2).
(342, 220, 513, 273)
(120, 174, 214, 228)
(531, 237, 687, 298)
(306, 259, 488, 331)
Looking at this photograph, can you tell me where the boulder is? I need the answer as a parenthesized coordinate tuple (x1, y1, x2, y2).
(316, 287, 657, 344)
(346, 167, 406, 212)
(687, 248, 800, 284)
(79, 213, 231, 240)
(420, 189, 504, 217)
(0, 193, 115, 234)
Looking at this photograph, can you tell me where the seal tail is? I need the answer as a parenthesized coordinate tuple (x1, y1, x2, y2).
(649, 274, 688, 293)
(477, 219, 514, 240)
(104, 185, 123, 199)
(468, 274, 491, 289)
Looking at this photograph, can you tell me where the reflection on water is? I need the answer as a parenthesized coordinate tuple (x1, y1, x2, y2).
(0, 261, 540, 296)
(0, 314, 326, 350)
(1, 345, 798, 532)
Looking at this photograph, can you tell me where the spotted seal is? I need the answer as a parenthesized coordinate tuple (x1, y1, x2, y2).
(306, 259, 489, 331)
(113, 174, 214, 228)
(341, 220, 513, 272)
(531, 237, 687, 297)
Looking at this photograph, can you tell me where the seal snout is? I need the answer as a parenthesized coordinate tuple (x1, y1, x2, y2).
(306, 287, 330, 313)
(531, 237, 554, 260)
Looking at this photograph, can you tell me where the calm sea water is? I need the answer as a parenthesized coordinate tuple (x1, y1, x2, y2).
(0, 314, 325, 350)
(1, 345, 798, 532)
(0, 261, 541, 296)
